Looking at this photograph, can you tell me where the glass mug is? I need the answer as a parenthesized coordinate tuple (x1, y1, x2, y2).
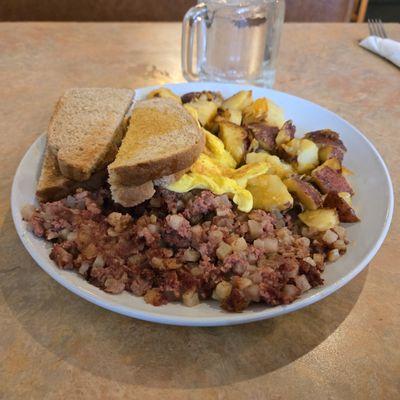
(182, 0, 285, 87)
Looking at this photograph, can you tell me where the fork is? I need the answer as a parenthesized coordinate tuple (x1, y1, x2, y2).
(368, 18, 388, 38)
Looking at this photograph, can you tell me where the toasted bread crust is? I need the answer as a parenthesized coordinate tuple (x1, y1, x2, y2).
(108, 98, 205, 186)
(36, 147, 106, 202)
(48, 88, 134, 181)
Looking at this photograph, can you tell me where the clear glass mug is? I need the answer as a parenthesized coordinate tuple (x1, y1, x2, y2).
(182, 0, 285, 88)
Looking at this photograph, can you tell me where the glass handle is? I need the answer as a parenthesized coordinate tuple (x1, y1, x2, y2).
(181, 3, 207, 82)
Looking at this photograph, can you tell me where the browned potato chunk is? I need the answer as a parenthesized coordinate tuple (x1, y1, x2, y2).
(181, 91, 223, 106)
(321, 158, 342, 172)
(281, 138, 300, 158)
(319, 145, 344, 163)
(219, 121, 248, 163)
(222, 90, 253, 111)
(282, 139, 319, 174)
(240, 97, 285, 127)
(265, 100, 285, 128)
(323, 192, 360, 223)
(299, 208, 339, 231)
(275, 120, 296, 146)
(189, 100, 218, 129)
(312, 165, 354, 195)
(242, 98, 268, 125)
(248, 138, 259, 152)
(284, 176, 323, 210)
(305, 129, 346, 163)
(296, 139, 319, 173)
(247, 123, 279, 152)
(342, 166, 353, 176)
(214, 108, 242, 126)
(147, 87, 181, 102)
(305, 129, 347, 152)
(247, 174, 293, 211)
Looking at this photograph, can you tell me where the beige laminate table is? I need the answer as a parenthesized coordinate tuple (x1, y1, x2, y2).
(0, 22, 399, 400)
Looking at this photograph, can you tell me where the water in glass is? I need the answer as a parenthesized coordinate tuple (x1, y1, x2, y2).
(182, 0, 285, 88)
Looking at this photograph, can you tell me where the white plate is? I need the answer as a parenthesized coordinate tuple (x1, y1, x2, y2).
(11, 82, 394, 326)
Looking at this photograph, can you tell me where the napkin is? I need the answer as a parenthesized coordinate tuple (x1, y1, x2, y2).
(359, 36, 400, 68)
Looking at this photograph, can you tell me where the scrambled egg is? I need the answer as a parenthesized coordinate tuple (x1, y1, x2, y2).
(168, 132, 269, 212)
(203, 129, 237, 169)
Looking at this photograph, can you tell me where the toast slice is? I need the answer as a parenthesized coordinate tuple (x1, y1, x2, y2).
(36, 147, 106, 202)
(108, 98, 204, 186)
(48, 87, 135, 181)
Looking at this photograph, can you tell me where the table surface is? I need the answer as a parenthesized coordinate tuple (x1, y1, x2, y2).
(0, 22, 399, 400)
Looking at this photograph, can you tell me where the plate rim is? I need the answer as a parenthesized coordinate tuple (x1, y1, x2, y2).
(11, 82, 394, 326)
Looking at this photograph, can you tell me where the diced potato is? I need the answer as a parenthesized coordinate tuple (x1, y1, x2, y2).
(276, 120, 296, 146)
(265, 155, 294, 179)
(181, 91, 223, 106)
(247, 174, 293, 212)
(284, 176, 323, 210)
(147, 87, 181, 102)
(182, 290, 200, 307)
(247, 123, 279, 152)
(246, 152, 270, 164)
(283, 139, 319, 174)
(228, 162, 269, 187)
(248, 138, 259, 152)
(222, 90, 253, 111)
(319, 145, 344, 163)
(321, 158, 341, 171)
(229, 109, 243, 126)
(342, 166, 353, 176)
(218, 121, 248, 164)
(204, 129, 237, 168)
(281, 138, 301, 157)
(305, 129, 346, 152)
(212, 281, 232, 301)
(296, 139, 319, 173)
(231, 276, 252, 290)
(323, 192, 359, 223)
(338, 191, 352, 205)
(189, 100, 218, 128)
(242, 98, 268, 125)
(246, 152, 294, 179)
(216, 242, 233, 260)
(312, 164, 354, 195)
(299, 208, 339, 231)
(265, 99, 285, 128)
(342, 165, 354, 176)
(215, 108, 242, 126)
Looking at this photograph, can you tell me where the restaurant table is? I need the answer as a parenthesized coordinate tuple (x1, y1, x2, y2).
(0, 22, 399, 400)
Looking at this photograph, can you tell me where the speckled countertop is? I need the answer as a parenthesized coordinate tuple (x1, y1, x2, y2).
(0, 23, 399, 400)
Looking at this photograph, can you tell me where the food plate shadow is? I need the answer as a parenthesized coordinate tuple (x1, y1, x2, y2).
(0, 212, 367, 389)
